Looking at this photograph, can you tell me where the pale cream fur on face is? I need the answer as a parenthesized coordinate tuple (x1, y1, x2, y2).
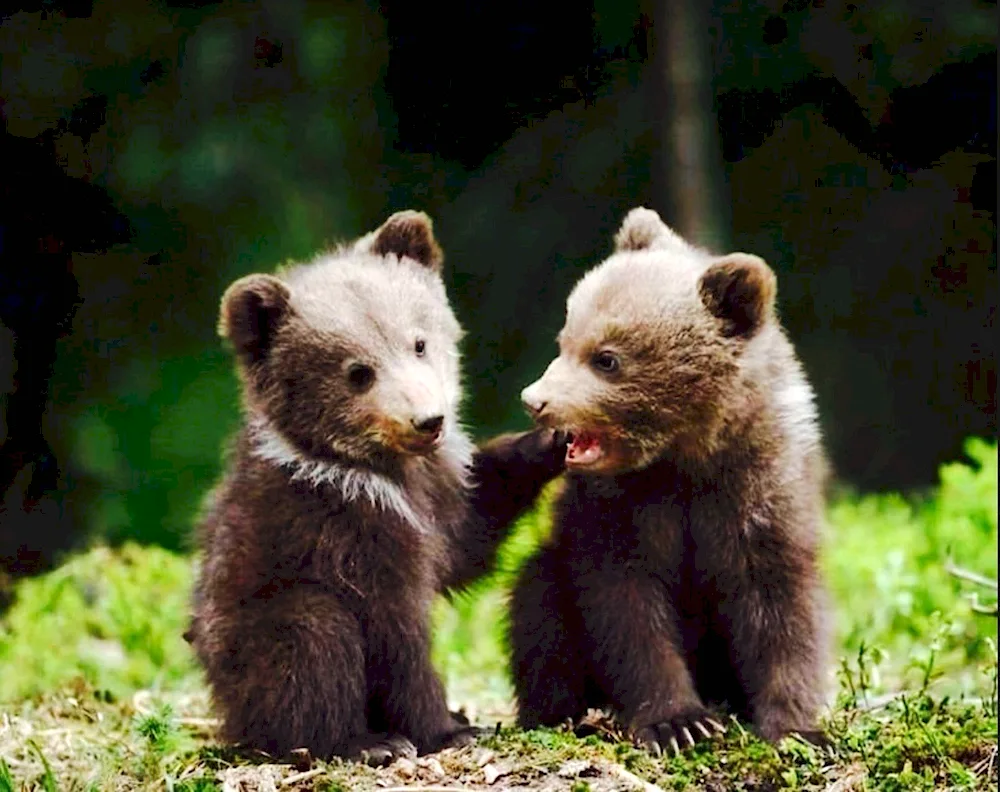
(522, 210, 711, 471)
(227, 210, 475, 528)
(283, 250, 465, 446)
(523, 206, 820, 476)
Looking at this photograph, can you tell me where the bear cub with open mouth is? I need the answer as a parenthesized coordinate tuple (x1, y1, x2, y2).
(512, 207, 830, 754)
(187, 211, 566, 764)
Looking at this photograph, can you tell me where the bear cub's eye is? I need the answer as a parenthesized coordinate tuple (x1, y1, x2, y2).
(414, 338, 426, 357)
(347, 363, 376, 392)
(592, 351, 620, 374)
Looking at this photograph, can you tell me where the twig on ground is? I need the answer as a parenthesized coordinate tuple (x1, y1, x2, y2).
(945, 561, 998, 590)
(600, 761, 666, 792)
(177, 717, 219, 728)
(823, 762, 867, 792)
(856, 691, 906, 712)
(972, 745, 998, 778)
(279, 768, 325, 786)
(970, 596, 999, 617)
(177, 763, 201, 781)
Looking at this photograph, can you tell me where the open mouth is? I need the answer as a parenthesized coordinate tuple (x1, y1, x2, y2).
(565, 430, 606, 468)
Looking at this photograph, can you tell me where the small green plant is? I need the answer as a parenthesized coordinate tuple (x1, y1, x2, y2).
(174, 780, 221, 792)
(136, 703, 178, 752)
(984, 637, 999, 719)
(27, 740, 59, 792)
(0, 758, 16, 792)
(908, 612, 949, 696)
(134, 702, 181, 781)
(837, 640, 887, 709)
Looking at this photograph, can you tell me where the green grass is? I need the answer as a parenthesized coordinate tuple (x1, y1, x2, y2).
(0, 438, 996, 790)
(0, 681, 994, 790)
(0, 544, 197, 702)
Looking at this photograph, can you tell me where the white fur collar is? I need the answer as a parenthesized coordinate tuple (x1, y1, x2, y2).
(246, 415, 474, 532)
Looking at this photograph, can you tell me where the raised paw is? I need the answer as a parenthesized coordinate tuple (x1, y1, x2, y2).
(633, 710, 727, 757)
(348, 733, 417, 767)
(514, 428, 570, 473)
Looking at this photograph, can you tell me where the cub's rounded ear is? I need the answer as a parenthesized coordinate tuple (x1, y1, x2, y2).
(699, 253, 777, 339)
(218, 274, 292, 364)
(613, 206, 686, 252)
(370, 210, 443, 272)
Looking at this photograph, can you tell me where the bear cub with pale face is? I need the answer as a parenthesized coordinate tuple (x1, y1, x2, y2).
(512, 207, 830, 754)
(187, 211, 566, 764)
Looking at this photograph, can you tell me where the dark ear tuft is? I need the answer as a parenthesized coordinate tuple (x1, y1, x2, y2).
(370, 210, 443, 271)
(699, 253, 777, 339)
(218, 274, 292, 364)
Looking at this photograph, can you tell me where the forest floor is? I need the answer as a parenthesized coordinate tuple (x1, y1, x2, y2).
(1, 677, 997, 792)
(1, 439, 998, 791)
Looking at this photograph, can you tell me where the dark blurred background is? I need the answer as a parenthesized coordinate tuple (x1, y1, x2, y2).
(0, 0, 995, 580)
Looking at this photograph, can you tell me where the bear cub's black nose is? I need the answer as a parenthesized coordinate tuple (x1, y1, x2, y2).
(413, 415, 444, 435)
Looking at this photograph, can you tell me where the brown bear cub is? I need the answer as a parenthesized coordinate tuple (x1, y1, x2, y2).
(512, 207, 830, 755)
(187, 211, 566, 764)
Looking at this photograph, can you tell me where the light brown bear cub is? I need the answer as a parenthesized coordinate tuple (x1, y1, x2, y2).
(187, 211, 566, 764)
(512, 207, 830, 755)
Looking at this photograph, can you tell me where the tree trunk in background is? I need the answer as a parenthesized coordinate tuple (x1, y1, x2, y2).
(654, 0, 728, 251)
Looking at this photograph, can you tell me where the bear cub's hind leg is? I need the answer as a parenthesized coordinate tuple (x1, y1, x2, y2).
(510, 553, 589, 729)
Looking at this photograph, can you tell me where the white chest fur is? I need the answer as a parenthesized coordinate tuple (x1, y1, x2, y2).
(246, 415, 474, 532)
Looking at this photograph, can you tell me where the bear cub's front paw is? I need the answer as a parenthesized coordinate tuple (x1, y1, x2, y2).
(633, 708, 727, 756)
(348, 733, 417, 767)
(516, 428, 571, 473)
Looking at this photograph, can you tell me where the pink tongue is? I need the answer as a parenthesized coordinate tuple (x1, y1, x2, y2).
(567, 434, 603, 465)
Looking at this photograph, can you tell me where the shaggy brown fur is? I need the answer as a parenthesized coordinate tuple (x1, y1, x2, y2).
(512, 207, 830, 755)
(187, 211, 565, 764)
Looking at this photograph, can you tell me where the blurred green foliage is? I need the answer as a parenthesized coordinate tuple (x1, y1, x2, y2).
(828, 437, 998, 696)
(0, 543, 194, 700)
(1, 439, 995, 706)
(0, 0, 994, 554)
